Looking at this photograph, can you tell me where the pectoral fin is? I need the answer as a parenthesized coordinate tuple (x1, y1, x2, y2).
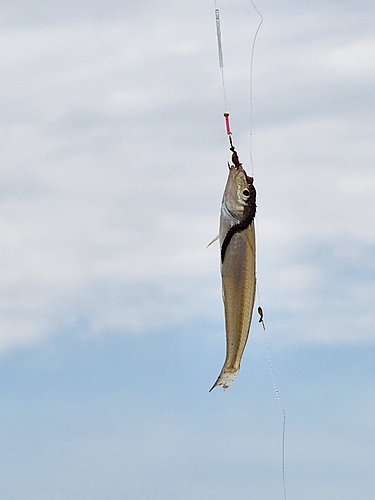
(206, 234, 219, 248)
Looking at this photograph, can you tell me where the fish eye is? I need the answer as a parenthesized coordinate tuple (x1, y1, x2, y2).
(242, 189, 250, 198)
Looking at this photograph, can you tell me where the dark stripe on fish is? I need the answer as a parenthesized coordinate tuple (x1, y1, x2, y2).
(220, 209, 256, 263)
(221, 188, 256, 264)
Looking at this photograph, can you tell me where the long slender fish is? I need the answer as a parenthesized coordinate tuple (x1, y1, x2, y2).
(210, 150, 256, 391)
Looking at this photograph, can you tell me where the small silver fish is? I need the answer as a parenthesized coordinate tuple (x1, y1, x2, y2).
(210, 155, 256, 391)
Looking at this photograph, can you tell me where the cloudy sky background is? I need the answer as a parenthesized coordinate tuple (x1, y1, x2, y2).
(0, 0, 374, 498)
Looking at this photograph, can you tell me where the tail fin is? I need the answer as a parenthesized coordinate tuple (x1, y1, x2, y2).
(209, 367, 239, 392)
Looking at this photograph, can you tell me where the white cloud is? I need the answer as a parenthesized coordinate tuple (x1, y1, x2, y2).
(0, 3, 374, 351)
(327, 38, 375, 77)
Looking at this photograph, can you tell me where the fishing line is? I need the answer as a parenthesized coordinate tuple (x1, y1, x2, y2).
(256, 227, 288, 500)
(249, 8, 287, 494)
(213, 5, 287, 498)
(214, 0, 228, 111)
(214, 0, 263, 175)
(264, 326, 287, 500)
(249, 0, 263, 176)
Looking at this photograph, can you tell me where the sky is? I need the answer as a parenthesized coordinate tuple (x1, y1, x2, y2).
(0, 0, 374, 498)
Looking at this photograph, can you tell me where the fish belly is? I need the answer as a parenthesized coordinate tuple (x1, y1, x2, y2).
(210, 221, 256, 391)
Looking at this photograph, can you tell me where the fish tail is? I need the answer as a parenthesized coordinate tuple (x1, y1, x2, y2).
(209, 367, 239, 392)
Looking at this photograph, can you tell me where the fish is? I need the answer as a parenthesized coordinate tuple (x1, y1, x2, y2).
(210, 155, 256, 391)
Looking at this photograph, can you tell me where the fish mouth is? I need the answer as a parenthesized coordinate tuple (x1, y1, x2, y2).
(229, 162, 253, 186)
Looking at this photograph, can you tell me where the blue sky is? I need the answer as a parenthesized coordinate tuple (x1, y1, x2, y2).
(0, 0, 374, 498)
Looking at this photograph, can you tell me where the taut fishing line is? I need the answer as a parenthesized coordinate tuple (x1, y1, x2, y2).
(214, 0, 228, 111)
(249, 0, 263, 175)
(257, 285, 287, 500)
(266, 334, 287, 500)
(214, 2, 287, 499)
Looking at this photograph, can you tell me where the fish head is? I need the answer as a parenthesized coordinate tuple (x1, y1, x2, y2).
(223, 164, 255, 221)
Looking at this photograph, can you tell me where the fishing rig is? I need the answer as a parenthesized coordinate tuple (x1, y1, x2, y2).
(214, 3, 243, 171)
(214, 0, 263, 171)
(213, 3, 287, 500)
